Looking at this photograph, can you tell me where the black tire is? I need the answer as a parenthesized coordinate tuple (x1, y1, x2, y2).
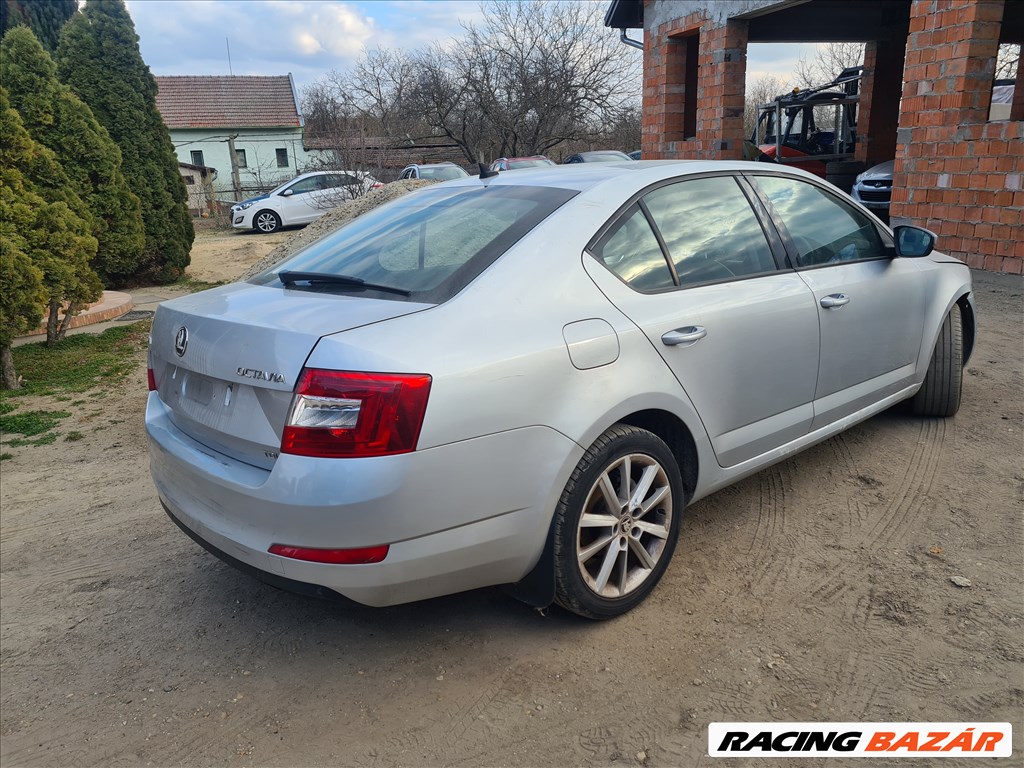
(553, 424, 684, 620)
(911, 303, 963, 417)
(253, 210, 281, 234)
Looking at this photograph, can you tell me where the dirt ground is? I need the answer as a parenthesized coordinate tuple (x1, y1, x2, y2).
(1, 229, 1022, 767)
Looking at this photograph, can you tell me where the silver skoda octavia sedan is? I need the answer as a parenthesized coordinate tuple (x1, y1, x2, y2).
(146, 161, 974, 619)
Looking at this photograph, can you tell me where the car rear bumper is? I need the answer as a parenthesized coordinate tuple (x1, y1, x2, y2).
(146, 393, 582, 607)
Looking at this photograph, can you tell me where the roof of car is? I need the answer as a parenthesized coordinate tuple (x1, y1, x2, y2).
(440, 160, 823, 194)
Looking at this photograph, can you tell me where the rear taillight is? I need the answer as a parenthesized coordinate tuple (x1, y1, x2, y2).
(281, 369, 431, 458)
(147, 367, 157, 391)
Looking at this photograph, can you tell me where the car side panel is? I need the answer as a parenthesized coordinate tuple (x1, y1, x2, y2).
(797, 257, 929, 428)
(583, 262, 820, 467)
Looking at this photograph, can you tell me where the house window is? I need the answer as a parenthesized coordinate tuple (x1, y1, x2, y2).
(235, 148, 247, 168)
(276, 148, 288, 168)
(190, 150, 204, 166)
(182, 175, 195, 185)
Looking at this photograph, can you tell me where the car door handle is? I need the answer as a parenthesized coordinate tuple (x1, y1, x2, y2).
(820, 293, 850, 309)
(661, 326, 707, 346)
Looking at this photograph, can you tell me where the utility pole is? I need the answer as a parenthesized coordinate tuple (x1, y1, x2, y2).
(227, 134, 243, 201)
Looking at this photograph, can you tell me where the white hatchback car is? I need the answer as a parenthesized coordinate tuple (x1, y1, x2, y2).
(231, 171, 382, 233)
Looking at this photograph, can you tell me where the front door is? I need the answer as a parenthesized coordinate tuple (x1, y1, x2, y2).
(748, 174, 929, 428)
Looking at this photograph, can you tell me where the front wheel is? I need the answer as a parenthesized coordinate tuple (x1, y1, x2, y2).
(911, 303, 963, 417)
(553, 424, 683, 619)
(253, 210, 281, 233)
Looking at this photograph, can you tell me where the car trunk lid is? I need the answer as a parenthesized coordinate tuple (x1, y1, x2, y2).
(149, 282, 432, 469)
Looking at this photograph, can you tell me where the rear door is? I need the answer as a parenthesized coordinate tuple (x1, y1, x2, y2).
(747, 173, 929, 428)
(584, 174, 820, 467)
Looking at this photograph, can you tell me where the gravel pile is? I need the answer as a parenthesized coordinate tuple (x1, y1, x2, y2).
(240, 179, 438, 280)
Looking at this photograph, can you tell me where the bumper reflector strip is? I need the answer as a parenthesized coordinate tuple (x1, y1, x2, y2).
(268, 543, 389, 564)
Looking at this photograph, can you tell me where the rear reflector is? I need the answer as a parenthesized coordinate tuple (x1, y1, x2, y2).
(281, 369, 431, 458)
(269, 543, 389, 564)
(147, 367, 157, 391)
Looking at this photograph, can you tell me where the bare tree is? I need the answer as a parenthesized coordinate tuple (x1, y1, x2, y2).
(302, 0, 641, 166)
(744, 73, 791, 140)
(794, 42, 865, 89)
(995, 43, 1020, 81)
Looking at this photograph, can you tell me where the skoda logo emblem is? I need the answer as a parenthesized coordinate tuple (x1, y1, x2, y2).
(174, 326, 188, 357)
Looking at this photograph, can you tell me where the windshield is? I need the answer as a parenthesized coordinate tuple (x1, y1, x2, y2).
(253, 184, 578, 302)
(420, 166, 469, 180)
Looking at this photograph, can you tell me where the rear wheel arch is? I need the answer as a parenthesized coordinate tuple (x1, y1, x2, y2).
(506, 408, 699, 612)
(616, 409, 699, 504)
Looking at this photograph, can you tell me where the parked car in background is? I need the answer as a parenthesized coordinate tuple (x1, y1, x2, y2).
(488, 156, 557, 171)
(628, 150, 642, 160)
(231, 171, 382, 233)
(150, 161, 973, 619)
(563, 150, 633, 163)
(851, 159, 894, 218)
(399, 162, 470, 181)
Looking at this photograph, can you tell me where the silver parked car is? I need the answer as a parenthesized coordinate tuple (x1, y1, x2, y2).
(147, 161, 974, 619)
(398, 162, 470, 181)
(851, 159, 894, 217)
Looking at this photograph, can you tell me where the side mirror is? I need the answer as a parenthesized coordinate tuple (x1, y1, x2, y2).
(280, 189, 294, 197)
(893, 225, 936, 258)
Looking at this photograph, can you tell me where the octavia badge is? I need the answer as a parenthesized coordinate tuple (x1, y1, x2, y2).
(174, 326, 188, 357)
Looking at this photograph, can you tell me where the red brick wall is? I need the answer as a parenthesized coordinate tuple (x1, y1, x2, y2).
(893, 0, 1023, 273)
(641, 8, 747, 160)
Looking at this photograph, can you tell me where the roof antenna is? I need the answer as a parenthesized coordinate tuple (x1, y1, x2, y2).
(226, 37, 233, 76)
(478, 162, 499, 179)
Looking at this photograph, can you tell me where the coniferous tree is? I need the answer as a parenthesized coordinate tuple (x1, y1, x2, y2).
(2, 27, 145, 286)
(0, 87, 102, 357)
(1, 0, 76, 52)
(55, 0, 192, 283)
(0, 220, 46, 389)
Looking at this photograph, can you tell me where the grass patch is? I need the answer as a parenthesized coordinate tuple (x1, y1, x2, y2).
(174, 276, 227, 293)
(1, 409, 70, 437)
(8, 433, 58, 447)
(1, 452, 12, 461)
(0, 402, 14, 416)
(2, 321, 150, 400)
(65, 431, 84, 442)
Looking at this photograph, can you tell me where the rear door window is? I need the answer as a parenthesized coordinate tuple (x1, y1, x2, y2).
(642, 176, 778, 286)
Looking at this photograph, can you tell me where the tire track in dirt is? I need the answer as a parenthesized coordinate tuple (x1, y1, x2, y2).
(830, 432, 872, 537)
(863, 419, 947, 548)
(745, 466, 793, 595)
(807, 419, 948, 606)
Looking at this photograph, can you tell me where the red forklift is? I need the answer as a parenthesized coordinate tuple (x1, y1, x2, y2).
(749, 66, 863, 186)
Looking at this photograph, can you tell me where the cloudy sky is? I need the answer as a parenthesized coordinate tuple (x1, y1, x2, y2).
(125, 0, 817, 92)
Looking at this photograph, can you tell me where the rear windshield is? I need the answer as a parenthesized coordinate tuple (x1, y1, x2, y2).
(252, 184, 577, 302)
